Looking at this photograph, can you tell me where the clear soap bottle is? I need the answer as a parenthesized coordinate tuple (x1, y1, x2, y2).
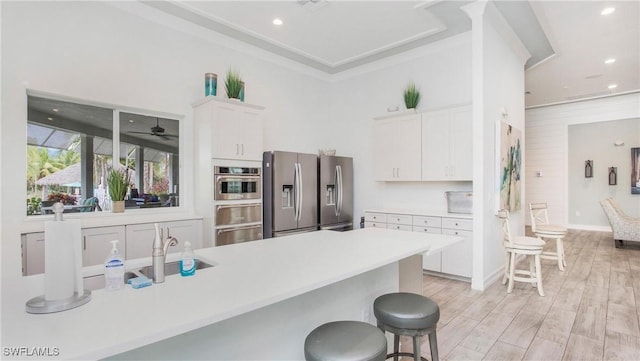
(104, 240, 125, 291)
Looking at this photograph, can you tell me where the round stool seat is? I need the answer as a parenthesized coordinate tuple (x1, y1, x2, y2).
(374, 293, 439, 330)
(535, 224, 567, 234)
(304, 321, 387, 361)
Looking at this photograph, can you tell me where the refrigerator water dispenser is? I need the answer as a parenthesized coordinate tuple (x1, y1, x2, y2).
(282, 185, 293, 209)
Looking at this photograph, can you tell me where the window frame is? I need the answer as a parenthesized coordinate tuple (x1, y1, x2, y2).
(25, 89, 186, 218)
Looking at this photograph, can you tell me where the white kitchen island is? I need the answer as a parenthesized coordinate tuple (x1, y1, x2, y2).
(2, 228, 462, 360)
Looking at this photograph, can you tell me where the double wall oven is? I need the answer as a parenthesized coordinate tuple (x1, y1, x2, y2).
(214, 165, 263, 246)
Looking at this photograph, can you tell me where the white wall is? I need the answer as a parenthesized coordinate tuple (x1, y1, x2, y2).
(328, 34, 473, 224)
(465, 1, 529, 290)
(568, 119, 640, 227)
(1, 2, 329, 283)
(525, 92, 640, 229)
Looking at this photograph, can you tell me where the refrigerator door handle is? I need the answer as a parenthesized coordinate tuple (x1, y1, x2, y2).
(297, 162, 304, 221)
(333, 166, 340, 217)
(336, 165, 343, 217)
(293, 163, 299, 221)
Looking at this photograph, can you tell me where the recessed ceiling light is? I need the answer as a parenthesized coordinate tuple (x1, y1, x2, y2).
(47, 117, 53, 121)
(601, 7, 615, 15)
(608, 84, 618, 89)
(272, 18, 283, 26)
(129, 119, 134, 123)
(52, 108, 59, 112)
(605, 58, 616, 64)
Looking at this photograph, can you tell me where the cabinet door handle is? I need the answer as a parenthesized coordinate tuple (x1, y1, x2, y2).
(236, 144, 240, 155)
(83, 236, 87, 250)
(397, 168, 400, 178)
(241, 144, 244, 155)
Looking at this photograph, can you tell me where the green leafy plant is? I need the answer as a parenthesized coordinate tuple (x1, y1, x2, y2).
(107, 168, 131, 201)
(224, 69, 243, 99)
(26, 196, 42, 215)
(403, 82, 421, 109)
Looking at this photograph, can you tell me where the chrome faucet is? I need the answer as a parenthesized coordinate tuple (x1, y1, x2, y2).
(152, 223, 179, 283)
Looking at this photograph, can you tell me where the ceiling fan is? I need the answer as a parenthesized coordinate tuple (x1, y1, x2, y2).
(127, 117, 177, 141)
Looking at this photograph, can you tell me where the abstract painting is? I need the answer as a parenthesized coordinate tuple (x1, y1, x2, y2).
(499, 122, 522, 211)
(632, 148, 640, 194)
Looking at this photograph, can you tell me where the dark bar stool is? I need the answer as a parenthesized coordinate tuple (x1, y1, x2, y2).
(374, 293, 440, 361)
(304, 320, 387, 361)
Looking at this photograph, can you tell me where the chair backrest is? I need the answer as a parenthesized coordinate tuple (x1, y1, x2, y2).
(497, 209, 513, 247)
(600, 198, 620, 226)
(605, 197, 632, 219)
(529, 203, 550, 233)
(81, 197, 101, 212)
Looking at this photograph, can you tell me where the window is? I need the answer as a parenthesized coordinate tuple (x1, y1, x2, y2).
(26, 94, 180, 215)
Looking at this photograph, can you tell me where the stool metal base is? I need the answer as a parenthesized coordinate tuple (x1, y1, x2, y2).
(385, 351, 428, 361)
(378, 323, 438, 361)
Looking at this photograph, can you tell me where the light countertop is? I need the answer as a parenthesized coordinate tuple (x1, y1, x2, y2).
(1, 228, 462, 360)
(365, 208, 473, 219)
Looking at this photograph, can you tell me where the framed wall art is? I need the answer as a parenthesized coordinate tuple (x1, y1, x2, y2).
(497, 121, 522, 211)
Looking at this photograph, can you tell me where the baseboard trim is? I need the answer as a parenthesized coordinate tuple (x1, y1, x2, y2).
(567, 224, 612, 232)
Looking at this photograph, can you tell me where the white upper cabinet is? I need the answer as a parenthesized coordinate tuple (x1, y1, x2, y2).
(193, 98, 264, 161)
(421, 105, 472, 181)
(373, 113, 422, 181)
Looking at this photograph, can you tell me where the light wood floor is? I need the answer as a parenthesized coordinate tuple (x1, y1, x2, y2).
(412, 229, 640, 361)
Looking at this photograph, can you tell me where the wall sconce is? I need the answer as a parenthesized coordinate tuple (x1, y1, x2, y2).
(608, 167, 617, 185)
(585, 160, 593, 178)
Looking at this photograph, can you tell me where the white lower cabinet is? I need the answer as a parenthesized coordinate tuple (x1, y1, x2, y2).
(22, 232, 46, 276)
(22, 219, 203, 275)
(21, 226, 126, 275)
(440, 218, 473, 278)
(82, 226, 127, 267)
(386, 213, 412, 231)
(364, 210, 472, 279)
(125, 219, 203, 260)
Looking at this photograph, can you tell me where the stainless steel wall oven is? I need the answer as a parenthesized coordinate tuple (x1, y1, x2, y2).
(214, 166, 261, 200)
(213, 164, 263, 246)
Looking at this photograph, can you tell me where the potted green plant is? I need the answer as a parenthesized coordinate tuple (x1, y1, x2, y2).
(403, 82, 421, 110)
(224, 69, 243, 100)
(107, 168, 131, 213)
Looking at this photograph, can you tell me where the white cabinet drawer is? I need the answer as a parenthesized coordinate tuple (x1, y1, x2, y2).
(442, 228, 473, 238)
(365, 221, 386, 229)
(412, 216, 442, 227)
(387, 214, 412, 225)
(442, 218, 473, 231)
(412, 226, 442, 234)
(387, 224, 412, 231)
(365, 212, 387, 223)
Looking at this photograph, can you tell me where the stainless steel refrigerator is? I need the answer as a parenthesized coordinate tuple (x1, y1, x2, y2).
(318, 155, 353, 231)
(263, 151, 318, 238)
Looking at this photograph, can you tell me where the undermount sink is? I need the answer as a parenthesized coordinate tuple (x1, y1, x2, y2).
(83, 271, 140, 291)
(138, 259, 214, 279)
(83, 259, 214, 291)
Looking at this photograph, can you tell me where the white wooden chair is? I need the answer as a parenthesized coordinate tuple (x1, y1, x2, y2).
(498, 209, 546, 296)
(529, 202, 568, 271)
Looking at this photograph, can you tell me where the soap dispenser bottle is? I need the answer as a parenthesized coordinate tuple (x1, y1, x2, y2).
(104, 240, 125, 291)
(180, 241, 196, 277)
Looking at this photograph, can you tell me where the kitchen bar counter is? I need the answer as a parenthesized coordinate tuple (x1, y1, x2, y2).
(365, 208, 473, 219)
(2, 228, 461, 360)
